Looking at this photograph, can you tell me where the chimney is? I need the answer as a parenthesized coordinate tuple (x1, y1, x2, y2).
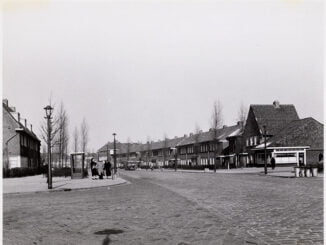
(223, 125, 227, 129)
(237, 121, 244, 128)
(24, 119, 27, 127)
(18, 113, 20, 123)
(30, 124, 33, 132)
(184, 134, 187, 137)
(3, 99, 8, 106)
(9, 107, 16, 112)
(273, 100, 280, 108)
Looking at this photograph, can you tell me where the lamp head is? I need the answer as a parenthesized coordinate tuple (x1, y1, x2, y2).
(44, 105, 53, 118)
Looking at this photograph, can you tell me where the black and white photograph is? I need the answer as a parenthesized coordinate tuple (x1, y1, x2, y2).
(2, 0, 324, 244)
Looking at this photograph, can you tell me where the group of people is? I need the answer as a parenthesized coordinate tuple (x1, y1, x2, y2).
(90, 158, 112, 180)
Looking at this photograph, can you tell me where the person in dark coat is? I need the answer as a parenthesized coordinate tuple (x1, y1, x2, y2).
(90, 158, 98, 179)
(271, 157, 276, 170)
(104, 161, 112, 178)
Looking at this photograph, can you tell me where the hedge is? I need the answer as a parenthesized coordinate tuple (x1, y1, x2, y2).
(3, 166, 89, 178)
(3, 167, 43, 178)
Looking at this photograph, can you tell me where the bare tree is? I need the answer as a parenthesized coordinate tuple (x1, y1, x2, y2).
(55, 102, 69, 168)
(211, 100, 223, 172)
(80, 118, 89, 153)
(194, 123, 201, 166)
(73, 127, 79, 153)
(39, 99, 60, 152)
(237, 102, 247, 126)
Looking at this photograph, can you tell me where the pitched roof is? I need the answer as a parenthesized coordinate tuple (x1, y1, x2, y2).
(250, 104, 299, 135)
(256, 117, 323, 149)
(97, 124, 244, 153)
(3, 101, 40, 142)
(177, 124, 241, 146)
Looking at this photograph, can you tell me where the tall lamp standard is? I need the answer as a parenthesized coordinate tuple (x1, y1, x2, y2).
(263, 125, 267, 175)
(113, 133, 117, 178)
(44, 105, 54, 189)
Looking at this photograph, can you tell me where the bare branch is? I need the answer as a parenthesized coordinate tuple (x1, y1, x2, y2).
(80, 118, 89, 153)
(211, 99, 223, 139)
(237, 102, 247, 125)
(73, 127, 79, 152)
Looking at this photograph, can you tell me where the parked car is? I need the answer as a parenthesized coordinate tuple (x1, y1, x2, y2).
(125, 161, 137, 170)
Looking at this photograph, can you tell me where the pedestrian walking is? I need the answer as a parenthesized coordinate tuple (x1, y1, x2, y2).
(271, 157, 276, 170)
(104, 161, 112, 178)
(90, 158, 98, 180)
(97, 161, 104, 179)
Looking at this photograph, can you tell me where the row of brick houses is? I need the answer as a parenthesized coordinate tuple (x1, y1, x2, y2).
(98, 101, 323, 168)
(3, 99, 41, 169)
(97, 123, 244, 169)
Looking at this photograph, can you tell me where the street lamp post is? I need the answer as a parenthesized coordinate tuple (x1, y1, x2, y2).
(113, 133, 117, 178)
(106, 143, 109, 162)
(263, 125, 267, 175)
(44, 105, 53, 189)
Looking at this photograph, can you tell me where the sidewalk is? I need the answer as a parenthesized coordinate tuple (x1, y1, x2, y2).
(139, 167, 324, 178)
(3, 174, 127, 194)
(266, 168, 324, 178)
(140, 167, 265, 174)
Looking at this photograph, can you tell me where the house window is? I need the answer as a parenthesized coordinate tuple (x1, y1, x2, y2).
(188, 146, 193, 154)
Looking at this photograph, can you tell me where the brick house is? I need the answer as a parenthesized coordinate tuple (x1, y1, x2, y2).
(97, 125, 242, 169)
(97, 137, 185, 168)
(151, 137, 185, 167)
(96, 101, 322, 169)
(177, 124, 242, 168)
(253, 117, 323, 166)
(3, 99, 41, 169)
(224, 121, 247, 168)
(243, 101, 299, 166)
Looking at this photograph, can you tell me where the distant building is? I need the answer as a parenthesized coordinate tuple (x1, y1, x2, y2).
(97, 100, 323, 169)
(177, 124, 242, 168)
(3, 99, 41, 169)
(97, 125, 243, 169)
(243, 101, 300, 166)
(253, 117, 323, 166)
(224, 121, 247, 168)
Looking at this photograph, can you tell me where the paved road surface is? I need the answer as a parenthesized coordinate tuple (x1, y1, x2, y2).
(3, 170, 323, 245)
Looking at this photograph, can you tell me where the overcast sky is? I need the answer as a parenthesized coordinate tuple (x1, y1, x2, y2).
(3, 0, 324, 152)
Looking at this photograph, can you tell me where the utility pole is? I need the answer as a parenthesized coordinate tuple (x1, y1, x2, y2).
(106, 143, 109, 162)
(113, 133, 117, 179)
(44, 105, 54, 189)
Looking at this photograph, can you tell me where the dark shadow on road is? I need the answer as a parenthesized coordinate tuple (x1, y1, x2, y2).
(94, 229, 124, 245)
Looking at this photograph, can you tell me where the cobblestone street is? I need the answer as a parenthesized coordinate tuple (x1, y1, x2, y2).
(3, 170, 323, 245)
